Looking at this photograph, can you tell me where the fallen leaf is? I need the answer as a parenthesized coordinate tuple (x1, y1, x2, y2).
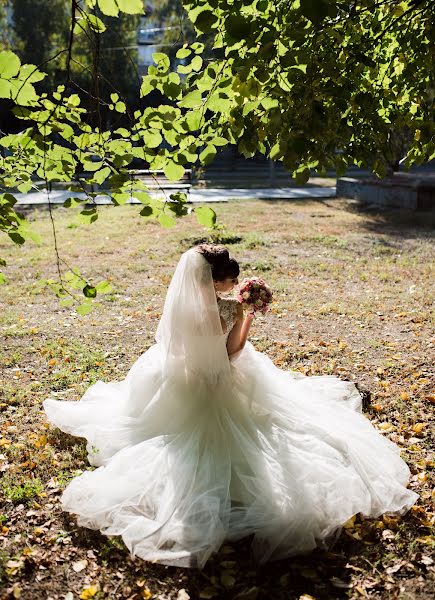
(417, 472, 427, 483)
(72, 559, 88, 572)
(412, 423, 427, 434)
(385, 560, 405, 574)
(34, 435, 48, 448)
(378, 422, 395, 432)
(221, 571, 236, 588)
(79, 586, 98, 599)
(343, 514, 357, 528)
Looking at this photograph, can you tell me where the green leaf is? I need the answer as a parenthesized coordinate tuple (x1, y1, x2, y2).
(163, 160, 185, 181)
(152, 52, 170, 72)
(169, 192, 187, 203)
(97, 0, 119, 16)
(195, 206, 217, 228)
(86, 14, 106, 33)
(140, 76, 157, 97)
(8, 232, 25, 245)
(0, 272, 6, 284)
(134, 191, 153, 204)
(191, 42, 204, 54)
(294, 166, 310, 184)
(179, 90, 202, 109)
(143, 130, 162, 148)
(117, 0, 144, 14)
(139, 205, 153, 217)
(186, 111, 202, 132)
(76, 302, 93, 316)
(16, 64, 45, 84)
(95, 280, 112, 293)
(60, 297, 75, 307)
(0, 51, 21, 78)
(194, 10, 218, 33)
(191, 55, 203, 72)
(158, 212, 176, 228)
(11, 81, 38, 105)
(209, 137, 228, 147)
(226, 15, 251, 40)
(79, 208, 98, 224)
(92, 167, 111, 185)
(176, 48, 191, 59)
(83, 284, 97, 298)
(199, 144, 217, 166)
(64, 197, 86, 208)
(115, 101, 126, 113)
(0, 79, 12, 99)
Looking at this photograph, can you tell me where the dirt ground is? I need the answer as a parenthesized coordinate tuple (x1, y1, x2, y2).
(0, 198, 434, 600)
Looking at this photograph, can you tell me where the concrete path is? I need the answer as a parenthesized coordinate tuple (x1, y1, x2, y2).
(15, 186, 336, 207)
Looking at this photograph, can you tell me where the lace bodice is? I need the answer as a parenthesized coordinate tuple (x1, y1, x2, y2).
(217, 297, 239, 342)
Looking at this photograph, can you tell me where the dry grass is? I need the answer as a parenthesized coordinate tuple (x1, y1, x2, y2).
(0, 198, 434, 600)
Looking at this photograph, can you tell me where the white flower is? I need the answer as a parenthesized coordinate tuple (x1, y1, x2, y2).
(242, 291, 250, 299)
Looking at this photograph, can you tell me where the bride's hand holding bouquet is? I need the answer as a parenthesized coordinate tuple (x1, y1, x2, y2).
(237, 277, 273, 317)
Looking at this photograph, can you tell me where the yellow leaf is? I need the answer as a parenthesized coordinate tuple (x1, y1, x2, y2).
(417, 472, 427, 483)
(34, 435, 48, 448)
(412, 423, 427, 434)
(378, 422, 395, 432)
(400, 392, 409, 401)
(141, 590, 152, 600)
(343, 514, 357, 528)
(80, 586, 98, 600)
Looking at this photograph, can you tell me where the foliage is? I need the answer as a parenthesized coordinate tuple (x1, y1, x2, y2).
(1, 0, 435, 304)
(11, 0, 71, 90)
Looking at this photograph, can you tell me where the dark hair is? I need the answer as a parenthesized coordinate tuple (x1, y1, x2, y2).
(195, 243, 239, 281)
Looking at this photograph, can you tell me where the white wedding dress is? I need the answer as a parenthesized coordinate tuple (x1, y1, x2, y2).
(43, 249, 418, 568)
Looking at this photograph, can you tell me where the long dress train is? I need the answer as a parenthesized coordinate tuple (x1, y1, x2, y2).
(43, 250, 418, 568)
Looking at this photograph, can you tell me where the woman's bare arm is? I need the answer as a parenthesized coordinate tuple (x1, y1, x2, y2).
(226, 303, 254, 357)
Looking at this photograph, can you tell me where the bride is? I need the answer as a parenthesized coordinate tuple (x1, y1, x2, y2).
(43, 243, 419, 568)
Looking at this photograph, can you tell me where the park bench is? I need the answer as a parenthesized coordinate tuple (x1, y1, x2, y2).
(43, 168, 193, 200)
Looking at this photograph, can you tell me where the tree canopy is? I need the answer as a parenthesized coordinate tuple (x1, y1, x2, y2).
(1, 0, 434, 303)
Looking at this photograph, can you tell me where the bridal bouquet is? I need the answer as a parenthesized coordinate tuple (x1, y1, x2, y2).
(237, 277, 273, 314)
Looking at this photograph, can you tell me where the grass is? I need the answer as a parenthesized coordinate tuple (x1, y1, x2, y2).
(0, 197, 434, 599)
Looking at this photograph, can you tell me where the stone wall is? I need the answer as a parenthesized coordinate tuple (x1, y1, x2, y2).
(337, 176, 435, 211)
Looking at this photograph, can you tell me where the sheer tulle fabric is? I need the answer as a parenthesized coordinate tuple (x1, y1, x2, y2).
(43, 250, 419, 568)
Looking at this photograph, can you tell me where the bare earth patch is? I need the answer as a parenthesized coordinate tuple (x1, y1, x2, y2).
(0, 198, 434, 600)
